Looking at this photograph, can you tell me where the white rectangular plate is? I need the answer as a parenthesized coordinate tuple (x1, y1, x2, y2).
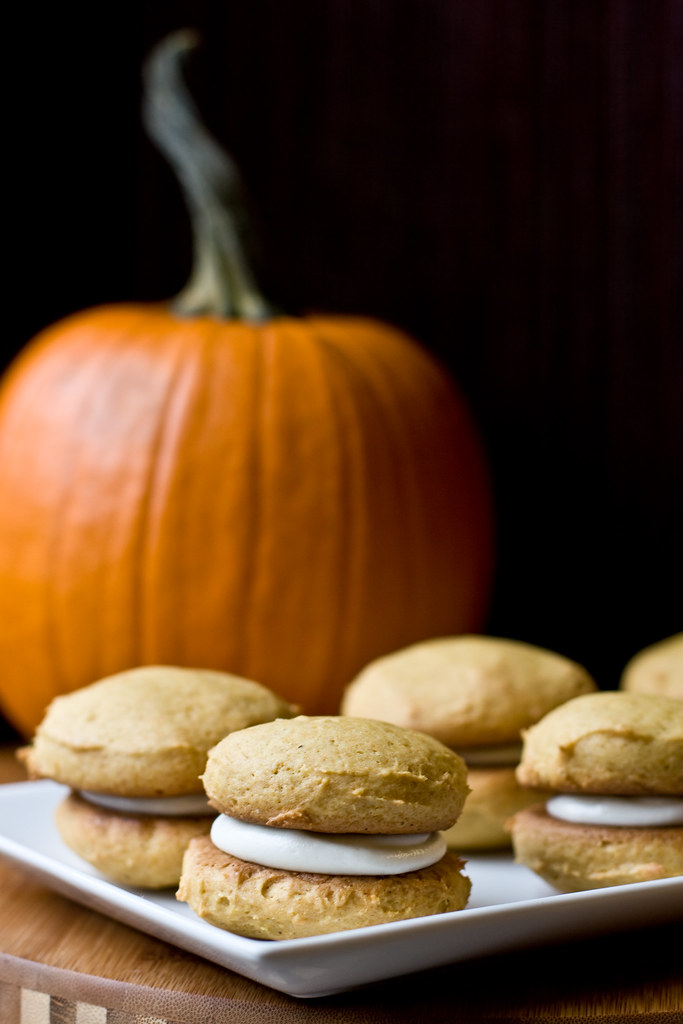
(1, 780, 681, 998)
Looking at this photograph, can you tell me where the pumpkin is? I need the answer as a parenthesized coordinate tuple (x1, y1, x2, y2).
(0, 31, 494, 737)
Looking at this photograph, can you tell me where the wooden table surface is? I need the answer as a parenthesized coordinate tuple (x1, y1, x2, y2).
(1, 745, 681, 1023)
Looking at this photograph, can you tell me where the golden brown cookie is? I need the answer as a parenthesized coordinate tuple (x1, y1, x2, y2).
(511, 692, 683, 892)
(202, 715, 469, 833)
(441, 767, 552, 850)
(620, 633, 683, 701)
(20, 665, 299, 888)
(177, 837, 471, 939)
(340, 635, 596, 747)
(21, 665, 299, 796)
(509, 804, 683, 891)
(56, 791, 212, 888)
(340, 635, 595, 850)
(179, 715, 471, 936)
(516, 691, 683, 795)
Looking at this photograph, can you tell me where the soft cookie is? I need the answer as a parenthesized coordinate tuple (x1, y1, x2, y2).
(341, 635, 596, 849)
(20, 665, 299, 887)
(509, 691, 683, 891)
(620, 633, 683, 701)
(177, 715, 472, 938)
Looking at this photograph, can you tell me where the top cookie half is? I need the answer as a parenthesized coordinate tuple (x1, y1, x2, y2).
(620, 633, 683, 701)
(202, 715, 469, 833)
(516, 691, 683, 794)
(341, 636, 596, 747)
(20, 666, 299, 797)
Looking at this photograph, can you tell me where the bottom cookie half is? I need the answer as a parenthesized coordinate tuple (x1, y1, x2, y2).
(56, 791, 213, 888)
(443, 767, 552, 850)
(509, 803, 683, 892)
(177, 836, 471, 939)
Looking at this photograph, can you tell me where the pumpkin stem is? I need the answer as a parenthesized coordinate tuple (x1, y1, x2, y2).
(142, 29, 274, 321)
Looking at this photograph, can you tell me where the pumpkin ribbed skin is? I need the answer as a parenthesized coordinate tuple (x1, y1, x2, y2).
(0, 305, 493, 735)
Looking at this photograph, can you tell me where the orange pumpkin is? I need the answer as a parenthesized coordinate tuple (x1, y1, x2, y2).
(0, 32, 494, 736)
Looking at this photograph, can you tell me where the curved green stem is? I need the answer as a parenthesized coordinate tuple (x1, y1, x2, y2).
(142, 29, 274, 321)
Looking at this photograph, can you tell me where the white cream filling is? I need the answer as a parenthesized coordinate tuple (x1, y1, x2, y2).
(210, 814, 446, 875)
(547, 794, 683, 828)
(79, 790, 215, 817)
(458, 742, 523, 767)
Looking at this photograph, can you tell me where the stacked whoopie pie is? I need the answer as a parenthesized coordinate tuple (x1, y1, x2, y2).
(177, 715, 472, 938)
(341, 635, 597, 850)
(20, 666, 298, 888)
(509, 690, 683, 890)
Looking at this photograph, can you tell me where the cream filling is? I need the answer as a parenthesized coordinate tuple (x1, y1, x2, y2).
(457, 742, 523, 767)
(210, 814, 446, 875)
(547, 794, 683, 828)
(79, 790, 215, 817)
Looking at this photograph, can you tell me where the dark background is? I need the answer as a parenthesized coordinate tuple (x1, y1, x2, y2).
(3, 1, 681, 735)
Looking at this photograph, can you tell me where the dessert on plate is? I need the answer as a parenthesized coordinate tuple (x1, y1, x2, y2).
(19, 665, 298, 887)
(340, 635, 596, 849)
(509, 690, 683, 891)
(177, 715, 472, 937)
